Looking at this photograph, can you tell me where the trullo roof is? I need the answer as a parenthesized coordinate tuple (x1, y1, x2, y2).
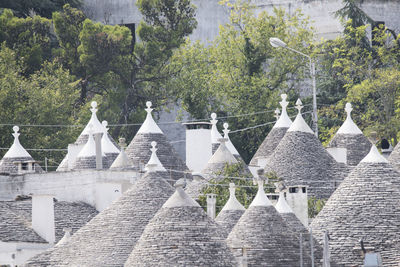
(124, 181, 237, 267)
(311, 145, 400, 266)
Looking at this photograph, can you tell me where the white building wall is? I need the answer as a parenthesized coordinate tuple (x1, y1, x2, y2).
(0, 241, 50, 267)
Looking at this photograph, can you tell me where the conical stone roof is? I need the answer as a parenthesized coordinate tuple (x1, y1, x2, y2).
(124, 181, 237, 267)
(125, 101, 191, 182)
(27, 145, 175, 267)
(215, 183, 245, 237)
(250, 94, 292, 167)
(57, 101, 118, 171)
(265, 99, 349, 199)
(311, 145, 400, 266)
(0, 126, 42, 174)
(328, 103, 371, 166)
(227, 179, 310, 266)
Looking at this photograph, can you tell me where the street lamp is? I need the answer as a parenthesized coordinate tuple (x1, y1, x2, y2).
(269, 37, 318, 137)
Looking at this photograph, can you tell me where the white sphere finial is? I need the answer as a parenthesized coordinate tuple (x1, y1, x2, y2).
(13, 125, 19, 133)
(102, 120, 109, 133)
(90, 101, 98, 114)
(211, 113, 217, 120)
(280, 94, 289, 109)
(146, 101, 152, 108)
(229, 182, 236, 195)
(150, 141, 157, 153)
(175, 178, 186, 188)
(145, 101, 153, 114)
(295, 98, 303, 113)
(223, 122, 229, 130)
(151, 141, 157, 148)
(88, 123, 94, 135)
(223, 123, 230, 137)
(345, 103, 353, 118)
(274, 108, 280, 119)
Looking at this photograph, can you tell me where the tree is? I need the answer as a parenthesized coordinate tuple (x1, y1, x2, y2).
(0, 45, 81, 167)
(0, 9, 53, 74)
(168, 0, 315, 162)
(0, 0, 82, 18)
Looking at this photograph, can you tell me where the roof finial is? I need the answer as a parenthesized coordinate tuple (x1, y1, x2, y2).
(175, 178, 186, 188)
(211, 113, 217, 124)
(345, 103, 353, 118)
(223, 122, 230, 137)
(118, 137, 126, 148)
(90, 101, 98, 114)
(145, 101, 153, 114)
(102, 121, 109, 133)
(274, 108, 280, 120)
(295, 98, 303, 114)
(145, 141, 166, 172)
(280, 93, 289, 109)
(12, 126, 20, 139)
(229, 182, 236, 195)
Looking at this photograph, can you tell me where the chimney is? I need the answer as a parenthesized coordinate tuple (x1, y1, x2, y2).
(94, 132, 103, 169)
(32, 195, 55, 244)
(206, 193, 217, 219)
(183, 122, 212, 172)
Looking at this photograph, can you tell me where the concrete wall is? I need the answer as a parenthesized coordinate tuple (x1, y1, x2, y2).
(0, 170, 138, 209)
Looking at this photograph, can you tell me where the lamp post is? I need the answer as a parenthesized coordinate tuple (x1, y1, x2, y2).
(269, 37, 318, 137)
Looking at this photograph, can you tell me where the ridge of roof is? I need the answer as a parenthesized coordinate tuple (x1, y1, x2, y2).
(221, 183, 245, 211)
(76, 125, 106, 158)
(137, 101, 163, 134)
(250, 179, 272, 207)
(207, 138, 237, 165)
(336, 103, 363, 135)
(101, 121, 120, 154)
(210, 113, 223, 144)
(163, 182, 200, 208)
(3, 126, 32, 158)
(222, 123, 240, 155)
(144, 141, 167, 172)
(273, 94, 292, 129)
(287, 99, 314, 134)
(361, 144, 388, 163)
(275, 191, 293, 214)
(81, 101, 105, 135)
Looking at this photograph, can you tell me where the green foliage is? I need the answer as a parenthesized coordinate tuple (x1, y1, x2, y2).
(168, 1, 314, 162)
(0, 9, 53, 74)
(317, 19, 400, 145)
(0, 45, 80, 168)
(0, 0, 82, 18)
(308, 196, 327, 218)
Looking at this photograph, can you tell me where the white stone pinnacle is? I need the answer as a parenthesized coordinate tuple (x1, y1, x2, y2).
(137, 101, 163, 134)
(145, 141, 166, 172)
(275, 191, 294, 214)
(221, 183, 245, 211)
(3, 125, 31, 158)
(287, 98, 314, 134)
(336, 102, 363, 135)
(101, 121, 120, 154)
(77, 124, 100, 157)
(273, 93, 292, 128)
(81, 101, 105, 135)
(250, 179, 272, 207)
(210, 112, 223, 144)
(163, 179, 200, 208)
(360, 144, 388, 163)
(223, 123, 240, 156)
(274, 108, 280, 120)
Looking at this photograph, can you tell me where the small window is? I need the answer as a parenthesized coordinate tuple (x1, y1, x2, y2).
(302, 187, 306, 193)
(31, 163, 35, 171)
(289, 187, 298, 193)
(21, 163, 28, 170)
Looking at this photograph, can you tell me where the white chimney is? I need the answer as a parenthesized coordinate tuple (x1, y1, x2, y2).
(183, 122, 212, 172)
(286, 185, 308, 227)
(94, 132, 103, 169)
(32, 195, 55, 244)
(206, 193, 217, 219)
